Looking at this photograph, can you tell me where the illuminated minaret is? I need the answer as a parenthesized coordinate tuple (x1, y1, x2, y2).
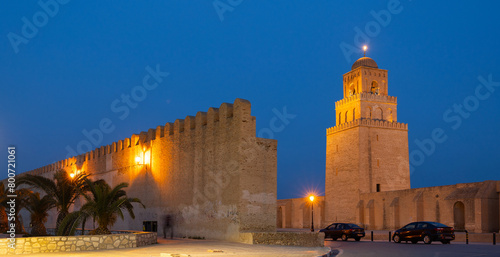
(324, 46, 410, 228)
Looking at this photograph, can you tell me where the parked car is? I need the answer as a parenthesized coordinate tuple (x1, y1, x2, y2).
(320, 223, 365, 241)
(392, 222, 455, 244)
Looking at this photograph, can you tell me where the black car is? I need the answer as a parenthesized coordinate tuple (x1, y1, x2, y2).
(393, 222, 455, 244)
(320, 223, 365, 241)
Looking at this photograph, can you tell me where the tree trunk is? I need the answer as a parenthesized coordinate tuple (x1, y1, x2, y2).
(30, 222, 47, 236)
(0, 207, 8, 233)
(81, 217, 87, 235)
(91, 226, 110, 235)
(56, 211, 68, 235)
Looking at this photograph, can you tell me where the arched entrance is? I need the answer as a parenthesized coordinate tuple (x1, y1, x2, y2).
(453, 201, 465, 230)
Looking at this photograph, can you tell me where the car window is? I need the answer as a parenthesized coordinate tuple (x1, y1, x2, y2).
(329, 224, 337, 229)
(404, 223, 416, 230)
(338, 224, 344, 229)
(428, 222, 448, 228)
(349, 224, 361, 228)
(416, 223, 428, 229)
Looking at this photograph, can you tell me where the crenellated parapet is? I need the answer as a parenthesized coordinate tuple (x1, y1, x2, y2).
(12, 98, 278, 241)
(335, 92, 397, 108)
(23, 98, 254, 177)
(326, 118, 408, 135)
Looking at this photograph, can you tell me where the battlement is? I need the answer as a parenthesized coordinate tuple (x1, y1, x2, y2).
(326, 118, 408, 135)
(24, 98, 253, 177)
(17, 97, 278, 240)
(335, 92, 397, 108)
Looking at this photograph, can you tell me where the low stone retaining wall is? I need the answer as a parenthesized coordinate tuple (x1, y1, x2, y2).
(135, 231, 157, 247)
(0, 231, 156, 255)
(239, 232, 324, 247)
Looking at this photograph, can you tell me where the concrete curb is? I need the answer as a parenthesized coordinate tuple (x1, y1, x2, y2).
(364, 231, 499, 244)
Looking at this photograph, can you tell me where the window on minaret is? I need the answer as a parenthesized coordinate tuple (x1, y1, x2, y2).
(371, 81, 379, 95)
(349, 84, 356, 96)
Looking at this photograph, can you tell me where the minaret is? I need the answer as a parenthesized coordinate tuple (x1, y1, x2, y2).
(324, 47, 410, 227)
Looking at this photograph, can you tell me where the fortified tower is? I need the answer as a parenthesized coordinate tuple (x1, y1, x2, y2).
(325, 55, 411, 225)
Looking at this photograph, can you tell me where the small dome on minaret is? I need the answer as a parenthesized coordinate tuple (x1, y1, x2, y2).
(351, 57, 378, 70)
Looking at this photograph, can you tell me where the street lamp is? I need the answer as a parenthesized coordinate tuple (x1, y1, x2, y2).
(309, 195, 315, 232)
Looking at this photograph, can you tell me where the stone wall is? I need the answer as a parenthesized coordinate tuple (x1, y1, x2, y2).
(239, 232, 324, 247)
(0, 232, 156, 255)
(136, 231, 157, 247)
(358, 181, 499, 232)
(277, 197, 325, 229)
(278, 180, 500, 233)
(12, 99, 277, 242)
(325, 119, 410, 226)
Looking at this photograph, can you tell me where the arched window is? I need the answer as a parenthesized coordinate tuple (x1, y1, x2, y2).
(371, 81, 379, 95)
(387, 108, 393, 122)
(349, 84, 356, 96)
(345, 111, 349, 123)
(367, 107, 372, 119)
(374, 107, 383, 120)
(353, 108, 356, 121)
(338, 112, 342, 125)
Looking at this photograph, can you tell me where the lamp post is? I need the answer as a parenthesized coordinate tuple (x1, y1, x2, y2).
(309, 195, 315, 232)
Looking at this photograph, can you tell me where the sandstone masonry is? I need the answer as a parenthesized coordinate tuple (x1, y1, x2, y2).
(16, 99, 277, 241)
(278, 57, 500, 233)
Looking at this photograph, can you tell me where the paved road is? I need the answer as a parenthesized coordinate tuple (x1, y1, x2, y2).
(326, 240, 500, 257)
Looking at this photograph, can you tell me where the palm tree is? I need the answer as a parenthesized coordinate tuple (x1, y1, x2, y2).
(25, 192, 56, 236)
(18, 169, 88, 232)
(0, 183, 9, 233)
(0, 186, 31, 234)
(59, 179, 144, 235)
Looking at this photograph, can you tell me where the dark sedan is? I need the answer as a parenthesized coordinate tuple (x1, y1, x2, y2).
(393, 222, 455, 244)
(320, 223, 365, 241)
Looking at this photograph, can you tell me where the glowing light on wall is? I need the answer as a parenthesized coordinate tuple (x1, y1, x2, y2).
(144, 150, 151, 165)
(134, 149, 150, 166)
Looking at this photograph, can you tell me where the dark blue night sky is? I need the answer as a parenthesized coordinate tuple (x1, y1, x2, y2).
(1, 1, 499, 199)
